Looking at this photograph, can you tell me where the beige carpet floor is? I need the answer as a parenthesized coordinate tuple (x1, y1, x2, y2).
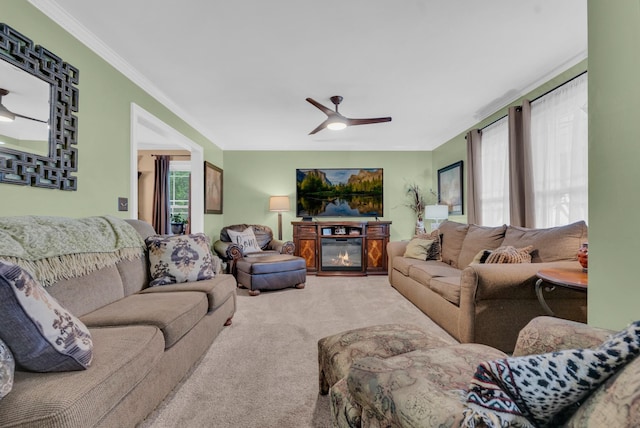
(138, 275, 453, 428)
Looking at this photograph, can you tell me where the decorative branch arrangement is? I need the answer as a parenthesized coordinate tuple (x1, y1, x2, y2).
(405, 183, 426, 221)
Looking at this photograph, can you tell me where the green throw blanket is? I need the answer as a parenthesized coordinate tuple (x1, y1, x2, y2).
(0, 215, 146, 286)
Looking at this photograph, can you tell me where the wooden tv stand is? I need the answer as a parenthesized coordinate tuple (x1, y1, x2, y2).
(292, 221, 391, 276)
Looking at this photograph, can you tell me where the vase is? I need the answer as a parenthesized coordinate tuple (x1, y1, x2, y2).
(577, 242, 588, 272)
(415, 219, 425, 235)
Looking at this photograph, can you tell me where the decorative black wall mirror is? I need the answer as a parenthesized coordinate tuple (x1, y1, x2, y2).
(0, 23, 79, 190)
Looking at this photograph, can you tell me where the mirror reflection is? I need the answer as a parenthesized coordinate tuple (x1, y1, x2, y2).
(0, 59, 50, 156)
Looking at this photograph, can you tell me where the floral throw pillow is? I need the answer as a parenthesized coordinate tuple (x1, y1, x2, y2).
(227, 226, 263, 255)
(0, 260, 94, 372)
(463, 320, 640, 427)
(0, 339, 14, 399)
(146, 233, 217, 286)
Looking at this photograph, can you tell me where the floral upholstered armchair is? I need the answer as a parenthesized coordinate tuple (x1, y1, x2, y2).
(213, 224, 295, 272)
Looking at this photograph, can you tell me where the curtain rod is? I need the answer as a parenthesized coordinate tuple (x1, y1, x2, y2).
(466, 70, 588, 138)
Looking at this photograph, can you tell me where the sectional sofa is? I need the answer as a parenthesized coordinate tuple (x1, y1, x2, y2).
(0, 218, 237, 428)
(387, 220, 588, 352)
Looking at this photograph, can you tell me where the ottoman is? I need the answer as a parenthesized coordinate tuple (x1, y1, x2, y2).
(317, 323, 457, 395)
(235, 254, 306, 296)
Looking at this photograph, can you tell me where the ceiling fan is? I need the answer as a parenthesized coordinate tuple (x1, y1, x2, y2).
(306, 95, 392, 135)
(0, 88, 48, 124)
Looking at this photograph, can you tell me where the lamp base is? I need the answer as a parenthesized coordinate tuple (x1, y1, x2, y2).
(430, 221, 442, 230)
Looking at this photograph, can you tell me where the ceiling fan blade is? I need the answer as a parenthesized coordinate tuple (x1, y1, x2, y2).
(14, 112, 48, 124)
(308, 119, 330, 135)
(306, 98, 335, 116)
(346, 117, 392, 127)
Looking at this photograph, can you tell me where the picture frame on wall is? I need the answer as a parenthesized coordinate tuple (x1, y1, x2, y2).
(204, 161, 223, 214)
(438, 161, 463, 215)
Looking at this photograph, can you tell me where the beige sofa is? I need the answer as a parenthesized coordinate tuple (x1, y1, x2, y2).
(0, 219, 237, 428)
(387, 220, 588, 352)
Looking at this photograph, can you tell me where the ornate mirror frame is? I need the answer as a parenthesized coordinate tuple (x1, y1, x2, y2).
(0, 23, 79, 190)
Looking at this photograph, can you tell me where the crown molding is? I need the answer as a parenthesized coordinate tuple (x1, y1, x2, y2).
(27, 0, 221, 148)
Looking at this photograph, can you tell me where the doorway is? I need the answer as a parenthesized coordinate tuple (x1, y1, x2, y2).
(130, 103, 204, 233)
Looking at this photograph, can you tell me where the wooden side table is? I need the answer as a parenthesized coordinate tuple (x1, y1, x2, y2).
(535, 267, 588, 316)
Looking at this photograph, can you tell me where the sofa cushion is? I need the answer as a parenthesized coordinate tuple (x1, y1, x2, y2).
(0, 261, 94, 372)
(429, 277, 462, 305)
(0, 325, 163, 427)
(457, 224, 506, 269)
(392, 256, 431, 276)
(47, 265, 126, 317)
(438, 221, 469, 268)
(463, 320, 640, 427)
(501, 220, 588, 263)
(81, 292, 208, 349)
(140, 274, 237, 311)
(408, 262, 462, 287)
(146, 233, 217, 286)
(414, 228, 441, 260)
(403, 238, 434, 260)
(0, 339, 14, 399)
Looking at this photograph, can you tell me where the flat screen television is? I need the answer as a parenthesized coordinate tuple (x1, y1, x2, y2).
(296, 168, 383, 218)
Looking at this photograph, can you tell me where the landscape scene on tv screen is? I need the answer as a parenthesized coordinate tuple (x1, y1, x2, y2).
(296, 168, 383, 218)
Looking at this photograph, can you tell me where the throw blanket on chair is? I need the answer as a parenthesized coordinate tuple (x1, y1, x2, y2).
(0, 215, 145, 286)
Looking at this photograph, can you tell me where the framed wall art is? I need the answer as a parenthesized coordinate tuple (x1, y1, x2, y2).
(438, 161, 463, 215)
(204, 161, 223, 214)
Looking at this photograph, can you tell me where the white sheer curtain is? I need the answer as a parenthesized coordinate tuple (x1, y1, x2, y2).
(480, 116, 510, 226)
(530, 73, 588, 227)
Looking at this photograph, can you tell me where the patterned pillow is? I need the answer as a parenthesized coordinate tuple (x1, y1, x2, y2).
(470, 249, 493, 264)
(403, 238, 434, 260)
(463, 320, 640, 427)
(415, 229, 441, 261)
(484, 245, 533, 264)
(0, 339, 14, 399)
(146, 233, 217, 286)
(227, 226, 263, 255)
(0, 260, 94, 372)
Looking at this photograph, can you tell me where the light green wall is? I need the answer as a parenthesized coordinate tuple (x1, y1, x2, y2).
(587, 1, 640, 329)
(223, 151, 432, 242)
(0, 1, 224, 238)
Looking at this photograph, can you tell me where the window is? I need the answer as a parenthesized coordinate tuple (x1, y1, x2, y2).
(530, 73, 588, 227)
(479, 116, 510, 226)
(169, 160, 191, 220)
(475, 73, 587, 228)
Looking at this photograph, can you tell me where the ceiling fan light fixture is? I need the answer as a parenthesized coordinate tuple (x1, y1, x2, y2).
(327, 121, 347, 131)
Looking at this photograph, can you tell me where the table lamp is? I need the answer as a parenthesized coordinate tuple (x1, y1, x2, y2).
(269, 196, 290, 240)
(424, 204, 448, 230)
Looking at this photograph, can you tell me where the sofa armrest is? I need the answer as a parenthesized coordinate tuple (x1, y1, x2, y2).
(460, 260, 581, 301)
(512, 316, 614, 357)
(213, 240, 243, 262)
(386, 241, 409, 276)
(267, 239, 295, 255)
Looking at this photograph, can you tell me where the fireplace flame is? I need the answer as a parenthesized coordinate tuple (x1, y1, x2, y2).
(332, 250, 353, 266)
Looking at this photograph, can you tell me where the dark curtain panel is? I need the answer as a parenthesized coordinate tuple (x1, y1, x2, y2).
(508, 100, 535, 227)
(152, 155, 171, 234)
(466, 129, 482, 225)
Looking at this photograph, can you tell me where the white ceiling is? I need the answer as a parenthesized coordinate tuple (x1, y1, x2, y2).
(31, 0, 587, 151)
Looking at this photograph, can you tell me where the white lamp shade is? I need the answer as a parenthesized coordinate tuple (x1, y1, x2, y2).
(425, 204, 448, 220)
(269, 196, 290, 212)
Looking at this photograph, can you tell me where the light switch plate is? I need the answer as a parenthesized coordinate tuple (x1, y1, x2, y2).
(118, 197, 128, 212)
